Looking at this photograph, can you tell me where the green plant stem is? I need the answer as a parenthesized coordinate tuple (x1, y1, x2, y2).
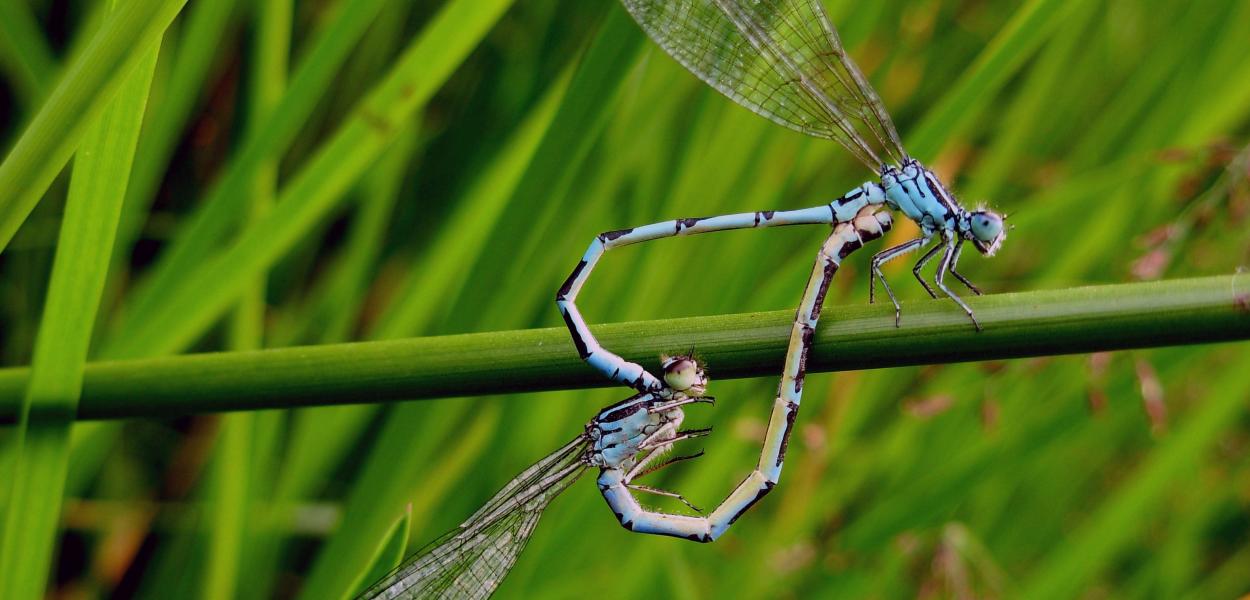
(0, 275, 1245, 422)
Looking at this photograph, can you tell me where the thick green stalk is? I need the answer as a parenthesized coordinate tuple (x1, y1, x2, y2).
(0, 276, 1245, 422)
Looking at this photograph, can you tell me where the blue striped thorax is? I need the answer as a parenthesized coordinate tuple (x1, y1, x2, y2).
(586, 354, 708, 470)
(879, 159, 1007, 255)
(587, 393, 683, 469)
(881, 160, 961, 237)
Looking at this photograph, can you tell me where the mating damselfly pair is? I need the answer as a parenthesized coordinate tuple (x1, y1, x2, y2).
(361, 0, 1005, 597)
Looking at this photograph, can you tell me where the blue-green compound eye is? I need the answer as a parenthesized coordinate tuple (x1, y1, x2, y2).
(971, 211, 1003, 242)
(969, 210, 1006, 255)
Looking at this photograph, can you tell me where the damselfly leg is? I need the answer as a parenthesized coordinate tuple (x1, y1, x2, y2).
(947, 240, 983, 296)
(936, 236, 982, 331)
(912, 241, 945, 299)
(871, 232, 985, 329)
(869, 237, 927, 326)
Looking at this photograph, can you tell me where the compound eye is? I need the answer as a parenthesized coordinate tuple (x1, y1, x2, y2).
(968, 210, 1006, 255)
(970, 211, 1003, 241)
(663, 359, 697, 391)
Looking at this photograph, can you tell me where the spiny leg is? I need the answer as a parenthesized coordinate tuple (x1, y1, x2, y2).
(627, 484, 703, 512)
(947, 240, 982, 296)
(935, 236, 982, 331)
(630, 451, 705, 482)
(640, 427, 712, 451)
(871, 237, 927, 326)
(597, 211, 894, 543)
(647, 396, 715, 414)
(911, 241, 944, 299)
(625, 424, 682, 478)
(626, 424, 710, 480)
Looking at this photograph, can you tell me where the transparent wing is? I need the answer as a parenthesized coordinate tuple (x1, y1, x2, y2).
(358, 435, 590, 600)
(620, 0, 908, 170)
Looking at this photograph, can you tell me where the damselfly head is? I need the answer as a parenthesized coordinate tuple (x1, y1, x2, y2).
(968, 209, 1006, 256)
(661, 354, 709, 397)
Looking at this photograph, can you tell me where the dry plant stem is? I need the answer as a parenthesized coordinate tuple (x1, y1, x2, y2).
(0, 275, 1246, 422)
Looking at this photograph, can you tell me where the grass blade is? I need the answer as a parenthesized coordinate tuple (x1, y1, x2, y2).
(113, 0, 241, 267)
(0, 0, 187, 252)
(298, 403, 500, 600)
(0, 0, 56, 110)
(906, 0, 1075, 159)
(203, 1, 292, 598)
(350, 504, 413, 598)
(0, 34, 160, 600)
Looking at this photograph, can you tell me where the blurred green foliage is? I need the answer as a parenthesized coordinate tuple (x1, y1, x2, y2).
(1, 0, 1248, 598)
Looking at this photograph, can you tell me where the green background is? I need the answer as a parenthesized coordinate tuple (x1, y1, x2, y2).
(1, 0, 1249, 598)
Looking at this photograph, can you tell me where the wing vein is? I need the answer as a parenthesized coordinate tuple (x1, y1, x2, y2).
(620, 0, 910, 170)
(358, 435, 590, 600)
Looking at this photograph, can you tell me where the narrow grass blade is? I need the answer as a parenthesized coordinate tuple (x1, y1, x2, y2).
(204, 412, 252, 600)
(349, 504, 412, 598)
(906, 0, 1075, 160)
(113, 0, 241, 266)
(0, 0, 187, 252)
(203, 1, 292, 598)
(0, 37, 160, 600)
(298, 403, 500, 600)
(0, 0, 57, 109)
(368, 63, 571, 338)
(270, 125, 420, 346)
